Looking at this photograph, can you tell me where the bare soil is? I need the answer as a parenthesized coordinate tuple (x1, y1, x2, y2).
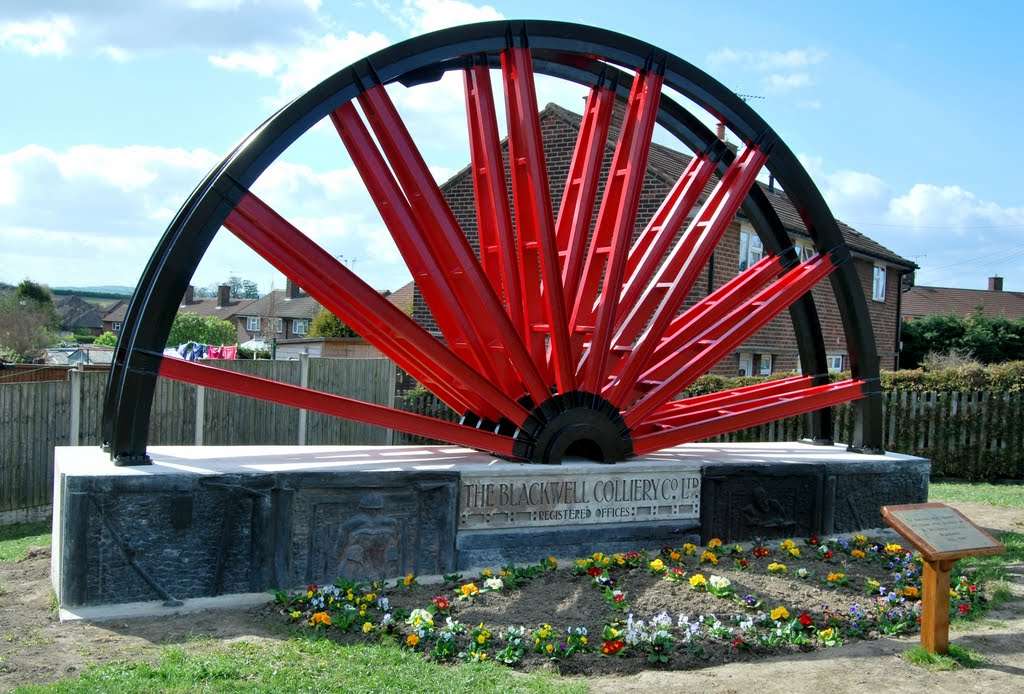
(1, 500, 1022, 693)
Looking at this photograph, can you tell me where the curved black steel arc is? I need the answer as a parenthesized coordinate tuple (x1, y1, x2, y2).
(102, 19, 881, 464)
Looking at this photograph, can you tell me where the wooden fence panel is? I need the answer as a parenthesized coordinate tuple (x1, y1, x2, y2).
(203, 360, 301, 446)
(1, 380, 68, 512)
(305, 358, 395, 445)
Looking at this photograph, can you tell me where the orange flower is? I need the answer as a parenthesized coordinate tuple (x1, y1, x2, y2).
(310, 611, 331, 627)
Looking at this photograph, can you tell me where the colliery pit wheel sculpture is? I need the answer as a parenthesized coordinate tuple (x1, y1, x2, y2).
(101, 20, 883, 466)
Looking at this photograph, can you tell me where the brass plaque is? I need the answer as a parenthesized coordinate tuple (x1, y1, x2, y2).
(894, 507, 996, 554)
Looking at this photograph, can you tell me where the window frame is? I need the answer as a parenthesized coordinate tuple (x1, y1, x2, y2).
(738, 226, 763, 272)
(293, 318, 309, 336)
(872, 264, 887, 302)
(246, 316, 260, 332)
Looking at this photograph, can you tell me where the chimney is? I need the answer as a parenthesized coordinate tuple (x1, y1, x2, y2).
(285, 278, 301, 299)
(989, 276, 1003, 291)
(715, 122, 726, 142)
(183, 285, 194, 305)
(217, 284, 230, 307)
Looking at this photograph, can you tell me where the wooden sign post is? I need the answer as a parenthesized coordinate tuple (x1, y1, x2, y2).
(882, 503, 1005, 654)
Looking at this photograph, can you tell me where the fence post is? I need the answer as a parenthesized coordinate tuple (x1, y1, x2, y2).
(195, 385, 205, 445)
(386, 359, 397, 446)
(297, 353, 309, 446)
(68, 364, 82, 446)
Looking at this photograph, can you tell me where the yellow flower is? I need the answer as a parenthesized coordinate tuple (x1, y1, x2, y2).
(406, 634, 419, 647)
(708, 538, 723, 550)
(770, 606, 790, 621)
(669, 550, 682, 561)
(788, 548, 801, 558)
(649, 558, 666, 572)
(481, 568, 493, 578)
(581, 636, 588, 645)
(819, 628, 834, 640)
(460, 583, 479, 597)
(547, 556, 558, 569)
(592, 552, 605, 563)
(867, 579, 880, 590)
(613, 553, 625, 565)
(903, 586, 920, 598)
(289, 610, 301, 619)
(346, 590, 354, 601)
(362, 622, 373, 634)
(682, 543, 697, 555)
(767, 562, 787, 573)
(539, 628, 550, 639)
(854, 534, 867, 544)
(477, 634, 487, 644)
(701, 551, 718, 565)
(689, 573, 707, 588)
(545, 643, 554, 653)
(780, 539, 795, 550)
(885, 543, 903, 554)
(403, 573, 416, 586)
(851, 549, 866, 559)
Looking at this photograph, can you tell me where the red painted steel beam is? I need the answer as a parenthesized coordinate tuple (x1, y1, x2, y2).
(604, 146, 768, 401)
(333, 98, 550, 408)
(611, 254, 784, 404)
(573, 69, 664, 391)
(632, 378, 868, 454)
(502, 46, 576, 394)
(556, 83, 615, 301)
(158, 355, 521, 458)
(642, 375, 814, 426)
(464, 63, 523, 326)
(625, 253, 838, 427)
(224, 191, 532, 426)
(620, 153, 717, 304)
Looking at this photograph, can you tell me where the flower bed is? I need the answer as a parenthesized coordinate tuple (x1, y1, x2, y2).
(271, 535, 989, 674)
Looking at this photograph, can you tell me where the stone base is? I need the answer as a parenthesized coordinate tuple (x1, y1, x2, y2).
(52, 443, 929, 609)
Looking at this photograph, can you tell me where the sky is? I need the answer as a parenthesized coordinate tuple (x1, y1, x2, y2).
(1, 0, 1022, 297)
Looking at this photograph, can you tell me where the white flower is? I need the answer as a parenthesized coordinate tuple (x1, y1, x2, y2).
(709, 575, 731, 589)
(483, 577, 504, 591)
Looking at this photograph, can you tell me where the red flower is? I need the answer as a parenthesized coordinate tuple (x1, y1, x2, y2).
(823, 551, 833, 559)
(601, 640, 625, 655)
(587, 566, 604, 577)
(614, 593, 626, 602)
(798, 613, 814, 627)
(307, 584, 318, 593)
(736, 558, 751, 568)
(808, 536, 820, 545)
(732, 638, 745, 649)
(753, 547, 770, 558)
(968, 584, 977, 593)
(958, 603, 970, 615)
(432, 596, 451, 611)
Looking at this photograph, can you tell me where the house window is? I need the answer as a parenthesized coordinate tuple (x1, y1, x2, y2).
(795, 239, 815, 263)
(246, 316, 260, 332)
(738, 228, 763, 271)
(827, 354, 844, 372)
(758, 354, 773, 376)
(293, 319, 309, 336)
(111, 322, 122, 332)
(872, 264, 887, 301)
(274, 318, 283, 333)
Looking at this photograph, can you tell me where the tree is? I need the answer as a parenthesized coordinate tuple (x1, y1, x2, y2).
(94, 331, 118, 347)
(0, 291, 58, 362)
(900, 311, 1024, 368)
(166, 312, 238, 347)
(308, 309, 357, 338)
(240, 279, 260, 299)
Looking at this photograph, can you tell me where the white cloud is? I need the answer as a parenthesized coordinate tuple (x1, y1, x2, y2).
(762, 73, 811, 91)
(888, 184, 1024, 230)
(0, 15, 74, 56)
(0, 0, 323, 58)
(400, 0, 503, 36)
(709, 47, 827, 71)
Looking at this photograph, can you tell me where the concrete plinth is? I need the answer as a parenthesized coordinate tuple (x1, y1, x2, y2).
(52, 443, 929, 609)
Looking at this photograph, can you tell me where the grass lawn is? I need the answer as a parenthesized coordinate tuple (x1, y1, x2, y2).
(0, 521, 51, 562)
(930, 480, 1024, 508)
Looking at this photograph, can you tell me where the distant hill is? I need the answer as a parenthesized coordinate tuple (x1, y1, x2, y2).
(52, 286, 135, 299)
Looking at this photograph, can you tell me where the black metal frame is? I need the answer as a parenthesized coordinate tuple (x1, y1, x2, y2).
(101, 19, 883, 464)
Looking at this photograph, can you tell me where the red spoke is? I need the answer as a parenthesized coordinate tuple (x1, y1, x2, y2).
(640, 375, 814, 427)
(464, 62, 523, 325)
(224, 191, 532, 426)
(159, 355, 521, 458)
(333, 96, 550, 407)
(502, 46, 576, 394)
(619, 152, 718, 308)
(624, 252, 839, 427)
(572, 68, 664, 391)
(556, 83, 615, 301)
(605, 146, 769, 399)
(632, 378, 868, 453)
(609, 254, 785, 405)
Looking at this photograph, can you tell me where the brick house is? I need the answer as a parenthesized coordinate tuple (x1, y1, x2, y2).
(903, 276, 1024, 320)
(413, 102, 916, 375)
(235, 279, 321, 346)
(101, 285, 255, 341)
